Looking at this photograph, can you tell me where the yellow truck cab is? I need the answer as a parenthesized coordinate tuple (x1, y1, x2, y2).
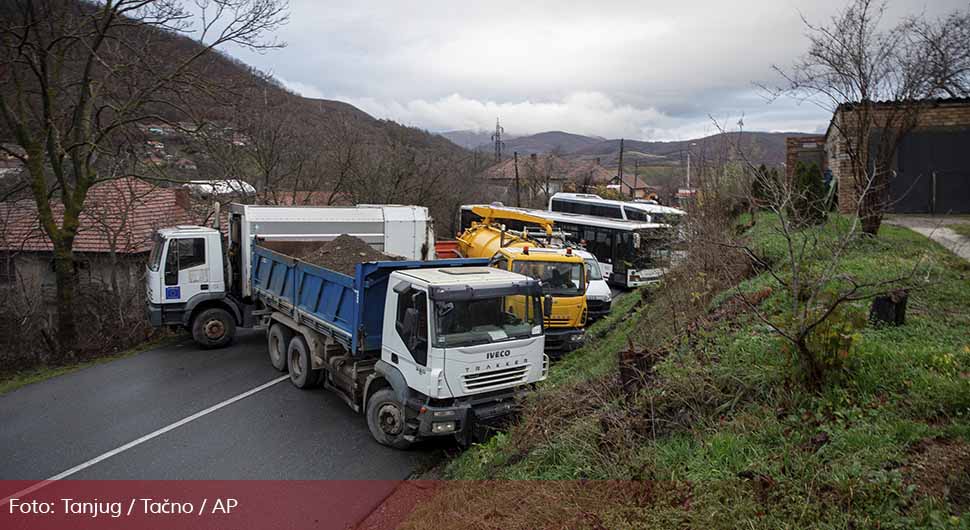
(489, 246, 587, 354)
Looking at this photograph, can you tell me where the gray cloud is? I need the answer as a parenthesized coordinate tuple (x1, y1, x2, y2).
(233, 0, 968, 140)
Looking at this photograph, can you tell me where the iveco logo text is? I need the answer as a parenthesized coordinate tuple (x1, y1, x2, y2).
(486, 350, 511, 359)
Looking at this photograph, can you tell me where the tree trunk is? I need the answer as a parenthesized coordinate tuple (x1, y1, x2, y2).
(51, 242, 78, 362)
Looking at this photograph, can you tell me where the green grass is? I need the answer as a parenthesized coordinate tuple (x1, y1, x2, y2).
(425, 215, 970, 529)
(0, 335, 182, 395)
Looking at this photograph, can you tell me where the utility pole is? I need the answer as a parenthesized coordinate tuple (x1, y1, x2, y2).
(491, 118, 505, 163)
(617, 138, 625, 194)
(513, 151, 521, 207)
(632, 159, 639, 199)
(686, 142, 697, 189)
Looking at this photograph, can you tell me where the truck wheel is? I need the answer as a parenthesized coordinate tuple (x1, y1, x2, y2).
(191, 308, 235, 349)
(287, 335, 320, 389)
(267, 324, 291, 372)
(366, 388, 413, 449)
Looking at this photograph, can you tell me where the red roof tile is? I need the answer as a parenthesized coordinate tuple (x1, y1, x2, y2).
(0, 178, 193, 254)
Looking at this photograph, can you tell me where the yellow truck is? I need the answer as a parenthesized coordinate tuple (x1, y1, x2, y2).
(445, 206, 588, 353)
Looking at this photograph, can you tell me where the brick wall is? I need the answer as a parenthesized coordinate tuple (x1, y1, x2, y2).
(827, 99, 970, 213)
(785, 136, 827, 180)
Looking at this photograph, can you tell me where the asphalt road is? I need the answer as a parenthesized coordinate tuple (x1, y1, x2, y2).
(0, 329, 437, 484)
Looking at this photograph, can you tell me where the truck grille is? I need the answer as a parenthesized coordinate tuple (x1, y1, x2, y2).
(462, 365, 530, 393)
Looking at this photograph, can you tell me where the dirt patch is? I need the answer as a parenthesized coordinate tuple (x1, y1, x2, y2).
(296, 234, 401, 276)
(902, 437, 970, 515)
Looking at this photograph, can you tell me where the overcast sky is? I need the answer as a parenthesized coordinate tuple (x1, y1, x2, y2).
(231, 0, 966, 141)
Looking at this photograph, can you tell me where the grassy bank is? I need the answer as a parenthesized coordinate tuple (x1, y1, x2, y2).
(404, 217, 970, 529)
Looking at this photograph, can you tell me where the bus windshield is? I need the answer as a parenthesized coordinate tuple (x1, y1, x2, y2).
(434, 295, 542, 348)
(512, 261, 584, 297)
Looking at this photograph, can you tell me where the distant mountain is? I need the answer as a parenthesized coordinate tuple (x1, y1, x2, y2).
(440, 130, 519, 150)
(439, 129, 602, 154)
(570, 131, 816, 168)
(499, 131, 604, 155)
(443, 128, 814, 168)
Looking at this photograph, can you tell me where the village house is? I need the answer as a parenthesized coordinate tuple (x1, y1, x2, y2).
(482, 154, 615, 205)
(0, 178, 195, 293)
(787, 98, 970, 214)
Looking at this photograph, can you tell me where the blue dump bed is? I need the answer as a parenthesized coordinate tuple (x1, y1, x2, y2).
(251, 244, 488, 355)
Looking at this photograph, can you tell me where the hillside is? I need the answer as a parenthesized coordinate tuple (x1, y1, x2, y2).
(402, 216, 970, 528)
(497, 131, 605, 155)
(440, 129, 519, 150)
(442, 128, 816, 172)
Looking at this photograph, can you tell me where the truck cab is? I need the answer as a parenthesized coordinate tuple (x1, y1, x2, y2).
(145, 226, 241, 347)
(369, 266, 547, 445)
(488, 246, 587, 353)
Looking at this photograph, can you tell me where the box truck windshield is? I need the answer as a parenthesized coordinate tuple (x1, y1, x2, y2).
(434, 295, 542, 348)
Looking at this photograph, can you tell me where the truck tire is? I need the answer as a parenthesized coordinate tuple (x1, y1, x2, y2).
(287, 335, 321, 389)
(267, 324, 291, 372)
(191, 308, 235, 349)
(365, 388, 413, 449)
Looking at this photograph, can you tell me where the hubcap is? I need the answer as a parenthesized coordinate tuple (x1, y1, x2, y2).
(377, 403, 404, 436)
(204, 319, 225, 340)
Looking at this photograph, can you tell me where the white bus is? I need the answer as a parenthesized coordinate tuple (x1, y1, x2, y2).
(459, 204, 679, 289)
(548, 192, 686, 225)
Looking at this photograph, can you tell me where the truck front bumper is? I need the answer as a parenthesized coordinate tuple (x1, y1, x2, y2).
(543, 328, 586, 354)
(407, 387, 530, 444)
(146, 303, 163, 327)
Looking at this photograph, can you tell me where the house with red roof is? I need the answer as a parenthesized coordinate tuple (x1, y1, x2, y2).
(0, 178, 196, 292)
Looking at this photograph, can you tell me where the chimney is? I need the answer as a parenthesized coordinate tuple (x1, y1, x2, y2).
(174, 187, 191, 211)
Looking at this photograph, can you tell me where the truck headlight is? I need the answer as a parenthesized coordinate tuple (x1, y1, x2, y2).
(570, 333, 585, 342)
(432, 421, 456, 433)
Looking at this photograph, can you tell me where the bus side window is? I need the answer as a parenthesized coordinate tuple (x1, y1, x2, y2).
(624, 207, 649, 221)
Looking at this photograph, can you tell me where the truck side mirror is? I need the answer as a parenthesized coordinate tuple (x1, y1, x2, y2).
(543, 295, 553, 318)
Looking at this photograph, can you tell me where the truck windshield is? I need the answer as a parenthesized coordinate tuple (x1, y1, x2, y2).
(512, 261, 584, 297)
(148, 234, 165, 272)
(434, 295, 542, 348)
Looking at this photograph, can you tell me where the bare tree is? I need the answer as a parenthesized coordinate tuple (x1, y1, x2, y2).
(0, 0, 287, 360)
(707, 119, 929, 389)
(766, 0, 970, 235)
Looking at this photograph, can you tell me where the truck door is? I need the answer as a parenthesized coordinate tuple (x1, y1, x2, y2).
(384, 280, 438, 394)
(162, 237, 210, 304)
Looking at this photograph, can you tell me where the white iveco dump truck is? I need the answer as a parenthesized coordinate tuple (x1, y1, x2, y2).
(145, 204, 548, 447)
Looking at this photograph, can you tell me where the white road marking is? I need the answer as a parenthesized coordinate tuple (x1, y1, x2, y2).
(0, 375, 290, 507)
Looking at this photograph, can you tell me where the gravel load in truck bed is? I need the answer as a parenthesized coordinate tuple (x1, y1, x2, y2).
(296, 234, 401, 276)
